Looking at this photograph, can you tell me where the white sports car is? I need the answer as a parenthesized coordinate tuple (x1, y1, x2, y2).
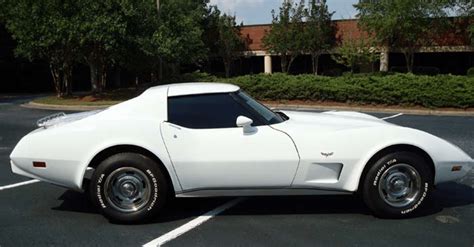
(10, 83, 473, 222)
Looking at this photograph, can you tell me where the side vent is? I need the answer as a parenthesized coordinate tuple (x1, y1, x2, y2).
(305, 163, 343, 183)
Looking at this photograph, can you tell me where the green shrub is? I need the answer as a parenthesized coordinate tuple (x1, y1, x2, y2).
(390, 66, 440, 76)
(168, 72, 474, 108)
(467, 67, 474, 77)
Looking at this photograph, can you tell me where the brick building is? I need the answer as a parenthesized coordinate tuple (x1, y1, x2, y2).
(223, 18, 473, 76)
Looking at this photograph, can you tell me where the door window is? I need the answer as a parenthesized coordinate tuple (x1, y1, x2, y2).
(167, 93, 264, 129)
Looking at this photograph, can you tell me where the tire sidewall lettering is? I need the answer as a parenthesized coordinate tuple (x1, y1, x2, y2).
(400, 182, 429, 215)
(96, 173, 107, 209)
(372, 158, 396, 187)
(146, 169, 159, 211)
(371, 157, 429, 215)
(97, 168, 159, 212)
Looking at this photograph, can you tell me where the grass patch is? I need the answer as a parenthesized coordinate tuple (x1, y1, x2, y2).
(34, 96, 123, 106)
(33, 88, 141, 106)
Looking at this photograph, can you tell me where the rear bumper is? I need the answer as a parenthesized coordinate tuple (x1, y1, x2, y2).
(10, 159, 83, 190)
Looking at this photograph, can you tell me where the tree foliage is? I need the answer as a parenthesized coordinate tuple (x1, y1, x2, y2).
(215, 13, 247, 78)
(1, 0, 209, 96)
(2, 0, 82, 96)
(332, 33, 379, 74)
(76, 0, 131, 94)
(303, 0, 336, 75)
(263, 0, 306, 74)
(355, 0, 451, 73)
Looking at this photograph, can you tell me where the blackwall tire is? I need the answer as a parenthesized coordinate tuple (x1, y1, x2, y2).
(362, 151, 433, 218)
(90, 153, 168, 223)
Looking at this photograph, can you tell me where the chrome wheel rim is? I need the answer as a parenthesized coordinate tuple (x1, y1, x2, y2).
(104, 167, 151, 213)
(378, 163, 421, 208)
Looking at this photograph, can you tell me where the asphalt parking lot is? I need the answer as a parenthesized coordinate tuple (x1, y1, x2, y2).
(0, 96, 473, 247)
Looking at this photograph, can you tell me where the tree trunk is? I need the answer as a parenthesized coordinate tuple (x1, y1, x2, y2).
(49, 63, 62, 98)
(281, 55, 289, 73)
(158, 57, 163, 82)
(99, 63, 107, 91)
(63, 62, 73, 96)
(403, 49, 414, 73)
(223, 58, 231, 78)
(114, 67, 121, 88)
(379, 46, 390, 72)
(89, 61, 99, 95)
(311, 53, 320, 75)
(287, 55, 297, 74)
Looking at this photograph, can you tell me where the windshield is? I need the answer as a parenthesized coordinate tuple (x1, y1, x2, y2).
(234, 91, 286, 125)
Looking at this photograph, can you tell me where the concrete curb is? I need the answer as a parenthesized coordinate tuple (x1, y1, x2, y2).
(268, 104, 474, 116)
(22, 101, 474, 116)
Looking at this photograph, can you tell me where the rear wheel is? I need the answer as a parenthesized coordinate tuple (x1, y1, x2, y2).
(90, 153, 168, 222)
(362, 151, 433, 218)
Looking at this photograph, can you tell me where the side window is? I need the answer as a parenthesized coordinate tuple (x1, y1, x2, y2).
(168, 93, 263, 129)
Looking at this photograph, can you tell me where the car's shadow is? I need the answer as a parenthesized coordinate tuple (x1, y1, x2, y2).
(52, 182, 473, 224)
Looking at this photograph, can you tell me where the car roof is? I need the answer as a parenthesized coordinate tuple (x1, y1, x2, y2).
(143, 82, 240, 98)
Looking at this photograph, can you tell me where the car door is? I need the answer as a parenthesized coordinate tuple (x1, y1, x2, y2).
(160, 93, 299, 191)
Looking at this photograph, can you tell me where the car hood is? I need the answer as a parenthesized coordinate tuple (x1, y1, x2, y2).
(273, 110, 392, 133)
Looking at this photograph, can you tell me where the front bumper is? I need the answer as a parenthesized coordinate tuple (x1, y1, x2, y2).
(435, 161, 473, 184)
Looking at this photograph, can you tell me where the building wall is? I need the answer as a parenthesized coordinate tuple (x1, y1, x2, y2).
(240, 18, 471, 51)
(236, 18, 472, 75)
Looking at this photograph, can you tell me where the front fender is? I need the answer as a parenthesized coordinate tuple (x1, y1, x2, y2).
(346, 126, 472, 191)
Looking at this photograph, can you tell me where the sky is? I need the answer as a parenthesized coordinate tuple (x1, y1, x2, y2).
(208, 0, 359, 25)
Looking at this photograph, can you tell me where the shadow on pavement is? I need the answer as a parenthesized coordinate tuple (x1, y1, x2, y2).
(52, 182, 473, 224)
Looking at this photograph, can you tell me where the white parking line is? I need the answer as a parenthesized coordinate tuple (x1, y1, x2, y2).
(0, 179, 40, 191)
(382, 113, 404, 120)
(143, 197, 245, 247)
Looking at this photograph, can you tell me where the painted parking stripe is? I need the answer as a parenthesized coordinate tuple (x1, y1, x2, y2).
(0, 179, 40, 191)
(382, 113, 404, 120)
(143, 197, 245, 247)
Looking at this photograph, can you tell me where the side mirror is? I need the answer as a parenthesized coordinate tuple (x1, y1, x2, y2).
(236, 116, 255, 133)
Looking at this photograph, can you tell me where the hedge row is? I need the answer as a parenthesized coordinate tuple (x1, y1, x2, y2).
(167, 72, 474, 108)
(468, 67, 474, 77)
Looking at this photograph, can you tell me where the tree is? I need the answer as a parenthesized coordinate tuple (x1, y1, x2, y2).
(76, 0, 130, 94)
(355, 0, 450, 73)
(215, 13, 246, 78)
(2, 0, 80, 97)
(263, 0, 305, 74)
(331, 33, 379, 74)
(136, 0, 208, 79)
(303, 0, 336, 75)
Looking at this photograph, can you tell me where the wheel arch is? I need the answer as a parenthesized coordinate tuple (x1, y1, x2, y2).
(84, 144, 175, 195)
(357, 144, 435, 192)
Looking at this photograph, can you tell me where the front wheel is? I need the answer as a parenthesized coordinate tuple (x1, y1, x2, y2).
(90, 153, 168, 222)
(362, 151, 433, 218)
